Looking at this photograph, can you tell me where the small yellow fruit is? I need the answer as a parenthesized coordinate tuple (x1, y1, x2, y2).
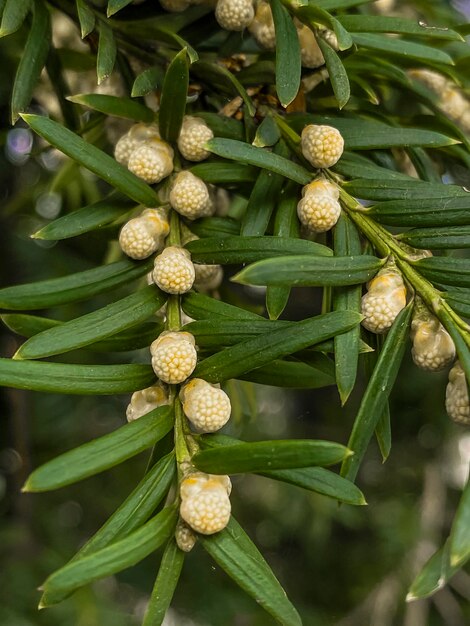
(119, 208, 170, 260)
(169, 170, 214, 220)
(297, 179, 341, 233)
(126, 382, 169, 422)
(215, 0, 254, 31)
(180, 472, 231, 535)
(301, 124, 344, 169)
(248, 1, 276, 50)
(177, 116, 214, 162)
(446, 361, 470, 425)
(150, 331, 197, 384)
(180, 378, 231, 432)
(128, 138, 174, 184)
(411, 315, 455, 372)
(361, 270, 407, 334)
(152, 246, 195, 295)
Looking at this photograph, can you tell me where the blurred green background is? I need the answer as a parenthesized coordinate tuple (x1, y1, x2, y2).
(1, 2, 470, 625)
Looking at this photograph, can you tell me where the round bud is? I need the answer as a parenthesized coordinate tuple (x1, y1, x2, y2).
(296, 22, 325, 69)
(119, 208, 170, 260)
(128, 138, 174, 184)
(115, 134, 140, 167)
(194, 263, 224, 291)
(446, 361, 470, 425)
(361, 270, 407, 334)
(411, 316, 456, 372)
(153, 246, 195, 295)
(301, 124, 344, 169)
(248, 1, 276, 50)
(160, 0, 191, 11)
(215, 0, 255, 31)
(150, 331, 197, 384)
(180, 472, 232, 535)
(177, 116, 214, 162)
(114, 124, 161, 166)
(297, 179, 341, 233)
(126, 382, 169, 422)
(169, 171, 214, 220)
(180, 378, 231, 432)
(175, 520, 197, 552)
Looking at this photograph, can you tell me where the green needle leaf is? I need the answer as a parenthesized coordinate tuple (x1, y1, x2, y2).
(14, 286, 166, 360)
(233, 255, 383, 287)
(97, 20, 116, 84)
(201, 517, 302, 626)
(200, 436, 366, 505)
(41, 506, 178, 601)
(333, 215, 362, 405)
(449, 478, 470, 568)
(143, 539, 184, 626)
(159, 48, 188, 143)
(0, 258, 154, 310)
(407, 541, 459, 601)
(11, 0, 50, 124)
(20, 114, 159, 206)
(341, 302, 413, 483)
(186, 235, 332, 265)
(271, 0, 301, 107)
(68, 93, 155, 122)
(317, 35, 350, 109)
(32, 194, 136, 241)
(41, 452, 176, 607)
(24, 405, 173, 492)
(0, 0, 31, 38)
(193, 439, 351, 473)
(206, 138, 312, 184)
(194, 310, 362, 383)
(76, 0, 95, 38)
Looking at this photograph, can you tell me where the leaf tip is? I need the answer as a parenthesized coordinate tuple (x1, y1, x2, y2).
(230, 271, 246, 285)
(405, 591, 416, 603)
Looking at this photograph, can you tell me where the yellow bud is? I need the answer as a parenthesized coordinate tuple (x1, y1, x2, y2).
(297, 179, 341, 233)
(150, 331, 197, 384)
(361, 269, 406, 334)
(215, 0, 254, 31)
(169, 170, 214, 220)
(446, 361, 470, 425)
(301, 124, 344, 169)
(411, 315, 455, 372)
(152, 246, 195, 294)
(119, 208, 169, 260)
(177, 116, 214, 162)
(180, 472, 231, 535)
(180, 378, 231, 432)
(126, 382, 169, 422)
(128, 138, 174, 184)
